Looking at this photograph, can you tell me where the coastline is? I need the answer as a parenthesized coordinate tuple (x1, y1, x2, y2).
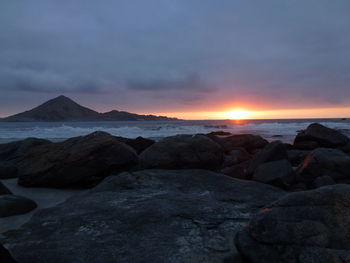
(0, 122, 350, 262)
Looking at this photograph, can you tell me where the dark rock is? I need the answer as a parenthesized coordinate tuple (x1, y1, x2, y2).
(236, 185, 350, 263)
(221, 161, 249, 180)
(0, 182, 12, 195)
(207, 131, 232, 136)
(297, 148, 350, 185)
(294, 123, 349, 148)
(139, 135, 224, 170)
(283, 143, 293, 150)
(204, 125, 228, 129)
(115, 136, 155, 154)
(0, 243, 17, 263)
(312, 176, 335, 189)
(222, 148, 251, 167)
(17, 131, 138, 188)
(341, 142, 350, 155)
(221, 134, 268, 153)
(0, 195, 37, 217)
(287, 149, 309, 166)
(289, 182, 307, 191)
(0, 138, 51, 179)
(293, 140, 320, 150)
(253, 160, 295, 189)
(246, 141, 288, 175)
(2, 170, 285, 263)
(0, 163, 18, 179)
(271, 135, 283, 138)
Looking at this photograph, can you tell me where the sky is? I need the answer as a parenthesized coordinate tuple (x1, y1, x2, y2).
(1, 0, 350, 119)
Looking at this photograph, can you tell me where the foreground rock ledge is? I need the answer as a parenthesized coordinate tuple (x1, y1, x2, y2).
(235, 184, 350, 263)
(2, 170, 284, 263)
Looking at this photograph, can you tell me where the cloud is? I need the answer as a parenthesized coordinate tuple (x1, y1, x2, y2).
(0, 0, 350, 113)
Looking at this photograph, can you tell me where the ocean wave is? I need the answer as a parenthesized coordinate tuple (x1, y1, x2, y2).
(0, 121, 349, 143)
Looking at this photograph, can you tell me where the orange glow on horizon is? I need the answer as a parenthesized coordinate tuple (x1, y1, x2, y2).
(224, 110, 251, 120)
(151, 106, 350, 120)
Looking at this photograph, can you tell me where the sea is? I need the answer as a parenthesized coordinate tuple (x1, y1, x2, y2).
(0, 118, 349, 144)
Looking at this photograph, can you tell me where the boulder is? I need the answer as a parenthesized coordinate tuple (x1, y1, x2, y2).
(115, 136, 155, 154)
(312, 176, 335, 189)
(222, 148, 251, 168)
(297, 148, 350, 186)
(341, 141, 350, 155)
(293, 140, 320, 150)
(0, 243, 17, 263)
(221, 161, 249, 180)
(236, 185, 350, 263)
(17, 131, 138, 188)
(0, 163, 17, 179)
(253, 160, 295, 189)
(246, 141, 288, 175)
(220, 134, 268, 153)
(0, 182, 12, 195)
(139, 135, 224, 170)
(2, 170, 285, 263)
(287, 149, 309, 166)
(0, 138, 51, 179)
(0, 195, 37, 217)
(294, 123, 349, 148)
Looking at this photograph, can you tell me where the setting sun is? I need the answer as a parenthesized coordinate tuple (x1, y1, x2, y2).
(225, 110, 251, 120)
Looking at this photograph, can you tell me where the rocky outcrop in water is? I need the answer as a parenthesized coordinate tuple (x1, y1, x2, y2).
(294, 123, 349, 149)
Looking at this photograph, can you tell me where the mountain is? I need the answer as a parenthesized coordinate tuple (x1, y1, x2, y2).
(2, 95, 178, 122)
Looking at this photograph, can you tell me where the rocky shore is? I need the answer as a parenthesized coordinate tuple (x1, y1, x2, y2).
(0, 123, 350, 262)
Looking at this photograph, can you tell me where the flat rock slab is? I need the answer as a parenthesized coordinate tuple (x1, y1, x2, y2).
(2, 170, 284, 263)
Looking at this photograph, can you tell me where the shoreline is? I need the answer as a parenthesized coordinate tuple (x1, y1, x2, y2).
(0, 122, 350, 262)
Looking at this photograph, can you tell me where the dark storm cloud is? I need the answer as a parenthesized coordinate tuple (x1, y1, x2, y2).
(127, 73, 213, 93)
(0, 0, 350, 113)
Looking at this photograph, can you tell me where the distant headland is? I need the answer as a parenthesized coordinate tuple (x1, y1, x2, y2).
(0, 95, 179, 122)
